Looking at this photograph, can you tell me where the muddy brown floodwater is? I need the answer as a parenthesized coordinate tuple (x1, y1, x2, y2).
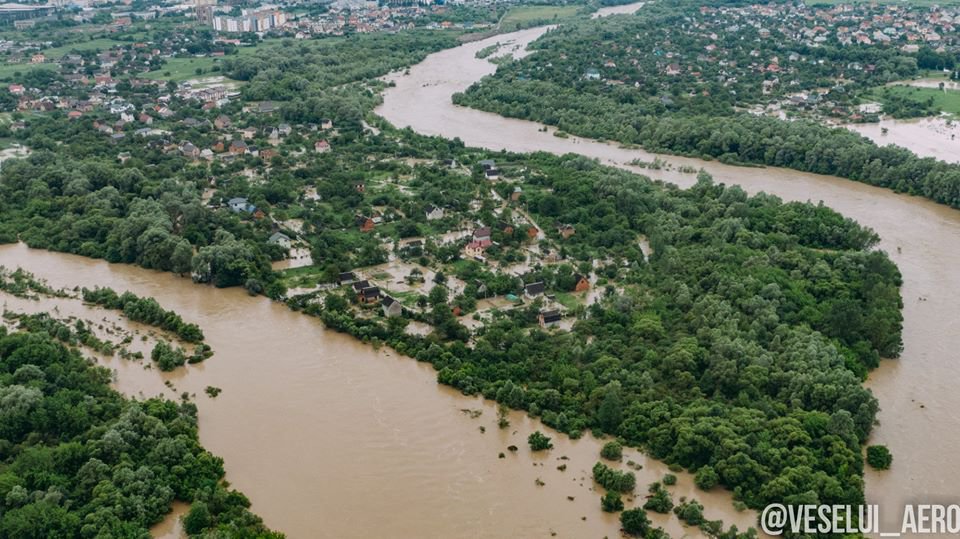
(0, 242, 756, 539)
(845, 117, 960, 164)
(377, 3, 960, 535)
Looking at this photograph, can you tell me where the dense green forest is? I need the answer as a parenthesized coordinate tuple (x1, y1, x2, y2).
(0, 325, 281, 538)
(295, 151, 903, 512)
(455, 2, 960, 208)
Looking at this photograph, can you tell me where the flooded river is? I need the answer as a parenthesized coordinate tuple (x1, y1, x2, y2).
(377, 4, 960, 533)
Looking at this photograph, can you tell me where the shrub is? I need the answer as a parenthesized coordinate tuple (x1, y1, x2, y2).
(601, 441, 623, 461)
(866, 445, 893, 470)
(694, 465, 719, 490)
(621, 507, 650, 536)
(601, 490, 624, 512)
(528, 431, 553, 451)
(643, 482, 673, 514)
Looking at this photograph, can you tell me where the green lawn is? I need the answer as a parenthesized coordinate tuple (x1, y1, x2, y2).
(554, 291, 583, 310)
(42, 38, 126, 58)
(142, 40, 284, 82)
(142, 57, 225, 82)
(501, 5, 582, 29)
(0, 62, 55, 81)
(872, 84, 960, 115)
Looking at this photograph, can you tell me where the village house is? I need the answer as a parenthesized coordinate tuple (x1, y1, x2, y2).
(558, 224, 576, 239)
(356, 215, 375, 232)
(358, 284, 381, 304)
(268, 232, 292, 249)
(338, 272, 357, 285)
(464, 238, 492, 260)
(524, 281, 545, 299)
(381, 295, 403, 317)
(352, 280, 371, 293)
(241, 127, 258, 139)
(319, 118, 333, 129)
(315, 139, 331, 153)
(573, 274, 590, 292)
(425, 205, 444, 220)
(179, 142, 200, 158)
(473, 226, 492, 242)
(229, 140, 248, 155)
(511, 187, 523, 202)
(228, 197, 255, 213)
(539, 309, 562, 328)
(214, 115, 231, 129)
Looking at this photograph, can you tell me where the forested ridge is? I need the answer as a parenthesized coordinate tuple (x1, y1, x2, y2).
(454, 1, 960, 208)
(0, 325, 281, 538)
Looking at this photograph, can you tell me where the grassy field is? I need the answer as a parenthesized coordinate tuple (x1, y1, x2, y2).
(42, 38, 126, 58)
(0, 62, 55, 81)
(872, 85, 960, 115)
(500, 5, 582, 29)
(142, 56, 225, 82)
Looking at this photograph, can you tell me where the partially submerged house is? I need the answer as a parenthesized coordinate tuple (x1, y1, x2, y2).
(524, 281, 545, 299)
(268, 232, 291, 249)
(539, 309, 562, 328)
(381, 295, 402, 317)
